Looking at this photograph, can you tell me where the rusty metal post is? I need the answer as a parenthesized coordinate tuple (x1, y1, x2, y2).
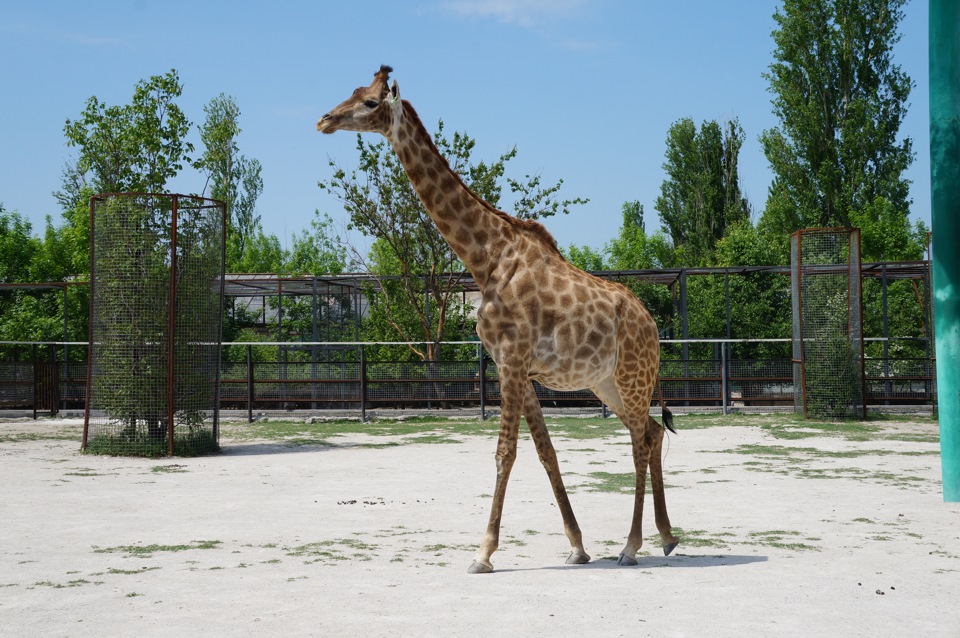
(167, 195, 179, 455)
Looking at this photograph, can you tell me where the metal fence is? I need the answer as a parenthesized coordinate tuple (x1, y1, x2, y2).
(83, 194, 226, 456)
(0, 339, 935, 420)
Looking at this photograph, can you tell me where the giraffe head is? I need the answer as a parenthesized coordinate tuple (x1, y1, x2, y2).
(317, 65, 402, 136)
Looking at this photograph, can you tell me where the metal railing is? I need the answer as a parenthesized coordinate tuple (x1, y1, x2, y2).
(0, 339, 936, 419)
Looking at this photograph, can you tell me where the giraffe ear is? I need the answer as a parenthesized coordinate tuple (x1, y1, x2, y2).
(390, 80, 402, 112)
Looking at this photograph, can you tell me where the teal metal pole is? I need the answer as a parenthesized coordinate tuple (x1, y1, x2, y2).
(930, 0, 960, 502)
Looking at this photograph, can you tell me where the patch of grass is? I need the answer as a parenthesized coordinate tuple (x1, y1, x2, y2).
(660, 528, 736, 549)
(107, 566, 161, 575)
(229, 417, 492, 444)
(583, 471, 679, 493)
(585, 471, 635, 493)
(126, 592, 144, 598)
(93, 540, 222, 558)
(0, 432, 78, 443)
(84, 428, 218, 458)
(748, 530, 820, 551)
(422, 543, 474, 554)
(284, 538, 377, 564)
(33, 579, 104, 589)
(720, 443, 937, 461)
(150, 464, 188, 473)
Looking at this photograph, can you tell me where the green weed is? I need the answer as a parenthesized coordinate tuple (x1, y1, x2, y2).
(94, 540, 222, 557)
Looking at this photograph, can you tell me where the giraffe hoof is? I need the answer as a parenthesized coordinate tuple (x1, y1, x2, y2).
(565, 550, 591, 565)
(467, 560, 494, 574)
(617, 553, 638, 567)
(663, 540, 679, 556)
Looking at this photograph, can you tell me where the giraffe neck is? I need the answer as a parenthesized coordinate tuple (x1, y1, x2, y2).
(387, 102, 517, 281)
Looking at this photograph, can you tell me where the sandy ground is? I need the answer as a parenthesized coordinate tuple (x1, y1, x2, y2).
(0, 415, 957, 638)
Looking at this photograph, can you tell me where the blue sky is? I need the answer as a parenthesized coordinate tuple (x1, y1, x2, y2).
(0, 0, 930, 260)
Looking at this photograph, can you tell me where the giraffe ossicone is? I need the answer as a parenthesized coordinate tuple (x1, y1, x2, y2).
(318, 65, 680, 573)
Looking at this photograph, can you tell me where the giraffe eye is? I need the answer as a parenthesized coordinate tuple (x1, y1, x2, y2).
(364, 100, 379, 109)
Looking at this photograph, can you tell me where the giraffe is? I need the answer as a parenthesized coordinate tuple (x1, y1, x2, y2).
(317, 65, 679, 573)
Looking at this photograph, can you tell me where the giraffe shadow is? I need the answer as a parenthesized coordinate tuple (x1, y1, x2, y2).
(497, 553, 768, 573)
(219, 442, 350, 456)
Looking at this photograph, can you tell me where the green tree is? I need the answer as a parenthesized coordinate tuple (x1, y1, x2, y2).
(656, 118, 750, 266)
(759, 0, 919, 260)
(691, 221, 792, 359)
(319, 121, 586, 361)
(54, 70, 195, 281)
(0, 206, 39, 283)
(604, 201, 675, 335)
(563, 244, 606, 271)
(288, 211, 347, 276)
(64, 69, 194, 194)
(195, 94, 264, 267)
(276, 211, 353, 347)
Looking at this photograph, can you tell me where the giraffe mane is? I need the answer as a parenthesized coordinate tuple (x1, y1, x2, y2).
(401, 101, 562, 256)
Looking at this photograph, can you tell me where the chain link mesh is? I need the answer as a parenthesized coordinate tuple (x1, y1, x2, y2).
(83, 194, 225, 456)
(791, 228, 866, 418)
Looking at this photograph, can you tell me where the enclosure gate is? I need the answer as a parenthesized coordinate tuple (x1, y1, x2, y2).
(33, 361, 59, 417)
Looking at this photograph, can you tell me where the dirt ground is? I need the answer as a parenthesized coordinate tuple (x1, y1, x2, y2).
(0, 414, 957, 637)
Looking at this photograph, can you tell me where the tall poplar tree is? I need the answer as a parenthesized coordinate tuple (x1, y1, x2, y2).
(759, 0, 920, 260)
(196, 94, 263, 267)
(655, 117, 750, 266)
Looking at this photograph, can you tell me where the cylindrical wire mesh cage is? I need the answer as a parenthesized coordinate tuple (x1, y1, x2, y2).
(791, 228, 866, 419)
(83, 193, 226, 456)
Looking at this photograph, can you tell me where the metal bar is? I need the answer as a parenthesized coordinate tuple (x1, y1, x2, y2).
(312, 277, 318, 409)
(796, 231, 808, 418)
(31, 343, 37, 420)
(854, 229, 868, 420)
(247, 344, 254, 423)
(62, 287, 68, 413)
(214, 198, 227, 443)
(721, 342, 728, 415)
(82, 196, 96, 450)
(930, 0, 960, 501)
(359, 346, 367, 422)
(167, 195, 178, 456)
(882, 263, 891, 404)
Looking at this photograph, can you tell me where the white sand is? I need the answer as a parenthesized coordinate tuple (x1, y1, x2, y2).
(0, 416, 957, 637)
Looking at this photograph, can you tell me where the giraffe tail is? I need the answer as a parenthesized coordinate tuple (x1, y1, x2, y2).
(656, 381, 676, 434)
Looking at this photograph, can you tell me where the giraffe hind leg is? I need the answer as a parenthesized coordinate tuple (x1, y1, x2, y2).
(647, 417, 679, 555)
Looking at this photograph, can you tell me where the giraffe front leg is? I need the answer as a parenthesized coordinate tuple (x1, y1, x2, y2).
(468, 366, 526, 574)
(522, 383, 590, 566)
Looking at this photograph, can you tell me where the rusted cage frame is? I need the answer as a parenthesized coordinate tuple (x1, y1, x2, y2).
(791, 228, 868, 419)
(82, 193, 227, 454)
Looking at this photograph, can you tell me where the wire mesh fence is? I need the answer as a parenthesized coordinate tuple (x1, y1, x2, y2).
(0, 338, 936, 421)
(791, 228, 867, 419)
(83, 194, 225, 456)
